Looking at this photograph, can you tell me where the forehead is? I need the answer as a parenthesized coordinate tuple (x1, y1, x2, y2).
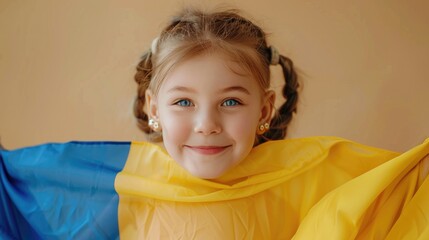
(159, 53, 261, 94)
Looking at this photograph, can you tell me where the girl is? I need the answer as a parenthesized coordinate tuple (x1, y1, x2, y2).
(122, 8, 429, 239)
(1, 8, 429, 240)
(133, 8, 298, 179)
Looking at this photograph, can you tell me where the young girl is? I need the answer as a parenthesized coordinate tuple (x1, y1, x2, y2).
(133, 8, 298, 180)
(1, 8, 429, 240)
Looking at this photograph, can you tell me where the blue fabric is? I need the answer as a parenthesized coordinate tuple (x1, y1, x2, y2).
(0, 141, 130, 240)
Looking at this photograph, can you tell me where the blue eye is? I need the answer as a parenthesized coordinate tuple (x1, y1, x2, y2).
(175, 99, 193, 107)
(222, 99, 240, 107)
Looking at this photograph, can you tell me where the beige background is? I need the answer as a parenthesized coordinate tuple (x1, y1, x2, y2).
(0, 0, 428, 151)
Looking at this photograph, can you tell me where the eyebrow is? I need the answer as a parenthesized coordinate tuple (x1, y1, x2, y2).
(221, 86, 250, 95)
(167, 86, 250, 95)
(167, 86, 196, 93)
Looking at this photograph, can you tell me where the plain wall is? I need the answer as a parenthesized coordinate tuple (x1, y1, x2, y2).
(1, 0, 428, 151)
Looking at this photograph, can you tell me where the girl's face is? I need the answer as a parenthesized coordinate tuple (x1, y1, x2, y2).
(147, 53, 274, 179)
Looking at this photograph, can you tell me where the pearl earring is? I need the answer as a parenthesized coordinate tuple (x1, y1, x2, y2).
(148, 118, 160, 131)
(258, 122, 270, 134)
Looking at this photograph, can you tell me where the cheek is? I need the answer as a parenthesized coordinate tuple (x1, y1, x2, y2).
(159, 110, 192, 144)
(226, 112, 260, 141)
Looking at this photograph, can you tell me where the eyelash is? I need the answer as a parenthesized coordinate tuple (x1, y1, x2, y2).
(174, 99, 193, 107)
(173, 98, 242, 107)
(221, 99, 241, 107)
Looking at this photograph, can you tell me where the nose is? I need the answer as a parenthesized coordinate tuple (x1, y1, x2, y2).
(193, 108, 222, 135)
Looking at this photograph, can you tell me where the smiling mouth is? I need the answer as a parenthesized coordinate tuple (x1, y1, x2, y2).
(184, 145, 231, 155)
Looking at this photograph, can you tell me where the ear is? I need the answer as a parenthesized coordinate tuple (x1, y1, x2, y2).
(259, 90, 276, 124)
(145, 89, 159, 119)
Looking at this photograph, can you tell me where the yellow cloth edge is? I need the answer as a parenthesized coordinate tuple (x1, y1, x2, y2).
(292, 138, 429, 239)
(114, 136, 399, 202)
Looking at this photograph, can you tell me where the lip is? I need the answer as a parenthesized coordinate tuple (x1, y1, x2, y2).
(184, 145, 231, 155)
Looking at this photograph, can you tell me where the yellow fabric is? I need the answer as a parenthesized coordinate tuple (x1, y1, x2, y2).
(115, 136, 429, 239)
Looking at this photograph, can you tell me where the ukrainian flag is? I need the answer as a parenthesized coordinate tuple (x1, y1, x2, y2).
(1, 137, 429, 239)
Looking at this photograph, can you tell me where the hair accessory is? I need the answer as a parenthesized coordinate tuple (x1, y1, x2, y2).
(151, 37, 159, 54)
(269, 46, 280, 65)
(148, 118, 160, 131)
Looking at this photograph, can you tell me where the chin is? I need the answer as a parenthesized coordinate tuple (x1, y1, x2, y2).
(188, 168, 226, 180)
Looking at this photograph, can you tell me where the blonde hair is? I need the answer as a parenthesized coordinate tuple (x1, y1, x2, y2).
(134, 8, 299, 143)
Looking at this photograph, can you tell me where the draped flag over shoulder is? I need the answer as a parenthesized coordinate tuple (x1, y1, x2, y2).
(1, 137, 429, 239)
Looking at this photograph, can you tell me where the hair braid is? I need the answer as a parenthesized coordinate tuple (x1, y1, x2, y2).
(133, 51, 157, 137)
(262, 54, 299, 142)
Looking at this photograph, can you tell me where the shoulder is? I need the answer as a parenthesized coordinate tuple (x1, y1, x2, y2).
(250, 136, 400, 172)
